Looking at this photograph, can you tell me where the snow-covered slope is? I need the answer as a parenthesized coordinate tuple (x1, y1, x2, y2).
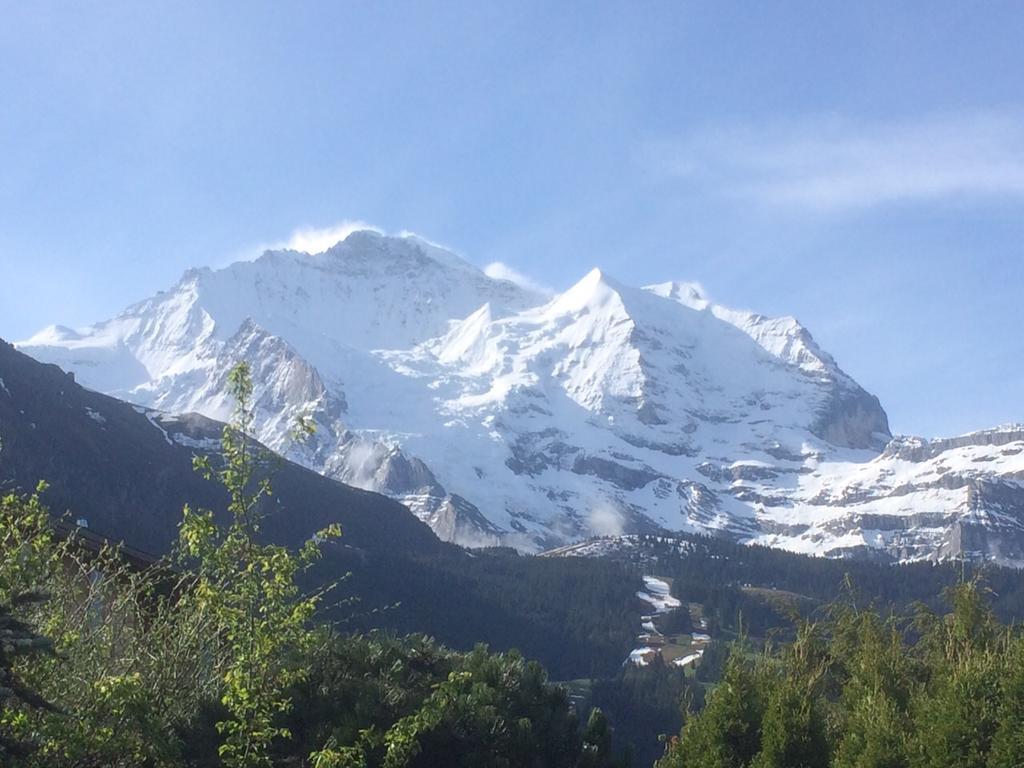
(18, 231, 1024, 564)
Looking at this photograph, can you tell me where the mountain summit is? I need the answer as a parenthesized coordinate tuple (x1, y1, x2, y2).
(18, 231, 1024, 563)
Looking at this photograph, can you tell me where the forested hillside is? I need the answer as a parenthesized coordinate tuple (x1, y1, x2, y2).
(549, 535, 1024, 764)
(558, 534, 1024, 638)
(658, 580, 1024, 768)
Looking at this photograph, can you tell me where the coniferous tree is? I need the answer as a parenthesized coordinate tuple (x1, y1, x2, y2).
(987, 636, 1024, 768)
(909, 584, 1003, 768)
(659, 581, 1024, 768)
(580, 708, 614, 768)
(657, 650, 764, 768)
(829, 604, 913, 768)
(753, 674, 828, 768)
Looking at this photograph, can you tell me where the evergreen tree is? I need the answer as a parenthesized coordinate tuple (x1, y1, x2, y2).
(753, 674, 828, 768)
(580, 708, 614, 768)
(659, 581, 1023, 768)
(832, 691, 910, 768)
(657, 650, 764, 768)
(909, 584, 1003, 768)
(910, 652, 1002, 768)
(987, 636, 1024, 768)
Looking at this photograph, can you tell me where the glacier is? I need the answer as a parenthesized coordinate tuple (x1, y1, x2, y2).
(18, 230, 1024, 564)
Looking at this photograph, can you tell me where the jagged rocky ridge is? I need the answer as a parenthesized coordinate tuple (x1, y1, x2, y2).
(17, 231, 1024, 564)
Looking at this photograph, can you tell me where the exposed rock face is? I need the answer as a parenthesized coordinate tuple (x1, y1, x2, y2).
(16, 232, 1023, 564)
(571, 455, 662, 491)
(884, 428, 1024, 463)
(414, 494, 504, 549)
(812, 385, 892, 450)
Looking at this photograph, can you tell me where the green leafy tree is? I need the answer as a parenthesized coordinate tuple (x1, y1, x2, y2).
(179, 361, 339, 767)
(0, 592, 58, 761)
(0, 487, 212, 766)
(0, 488, 61, 760)
(0, 487, 56, 600)
(22, 545, 202, 767)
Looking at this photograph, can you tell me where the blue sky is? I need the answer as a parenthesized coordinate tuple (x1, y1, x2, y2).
(1, 1, 1021, 437)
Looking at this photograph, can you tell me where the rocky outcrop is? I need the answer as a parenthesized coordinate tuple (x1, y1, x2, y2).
(571, 455, 661, 491)
(811, 384, 891, 450)
(884, 426, 1024, 463)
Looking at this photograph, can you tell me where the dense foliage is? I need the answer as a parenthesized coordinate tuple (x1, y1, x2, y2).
(588, 657, 700, 768)
(0, 486, 212, 765)
(657, 580, 1024, 768)
(0, 487, 60, 761)
(345, 548, 641, 680)
(293, 633, 599, 767)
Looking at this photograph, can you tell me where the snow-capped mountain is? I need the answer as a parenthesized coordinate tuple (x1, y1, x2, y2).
(18, 231, 1024, 564)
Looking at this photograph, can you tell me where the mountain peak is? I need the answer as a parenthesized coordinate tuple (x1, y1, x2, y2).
(313, 230, 483, 277)
(22, 229, 975, 562)
(335, 228, 385, 247)
(582, 267, 624, 289)
(548, 268, 630, 316)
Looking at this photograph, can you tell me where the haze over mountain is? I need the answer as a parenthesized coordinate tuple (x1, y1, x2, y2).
(18, 231, 1024, 564)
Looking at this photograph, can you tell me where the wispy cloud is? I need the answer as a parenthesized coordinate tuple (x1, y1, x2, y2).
(483, 261, 553, 295)
(646, 111, 1024, 211)
(274, 220, 382, 253)
(226, 220, 382, 265)
(587, 499, 624, 537)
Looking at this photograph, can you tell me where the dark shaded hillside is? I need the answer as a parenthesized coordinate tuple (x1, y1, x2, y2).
(338, 548, 641, 679)
(560, 534, 1024, 638)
